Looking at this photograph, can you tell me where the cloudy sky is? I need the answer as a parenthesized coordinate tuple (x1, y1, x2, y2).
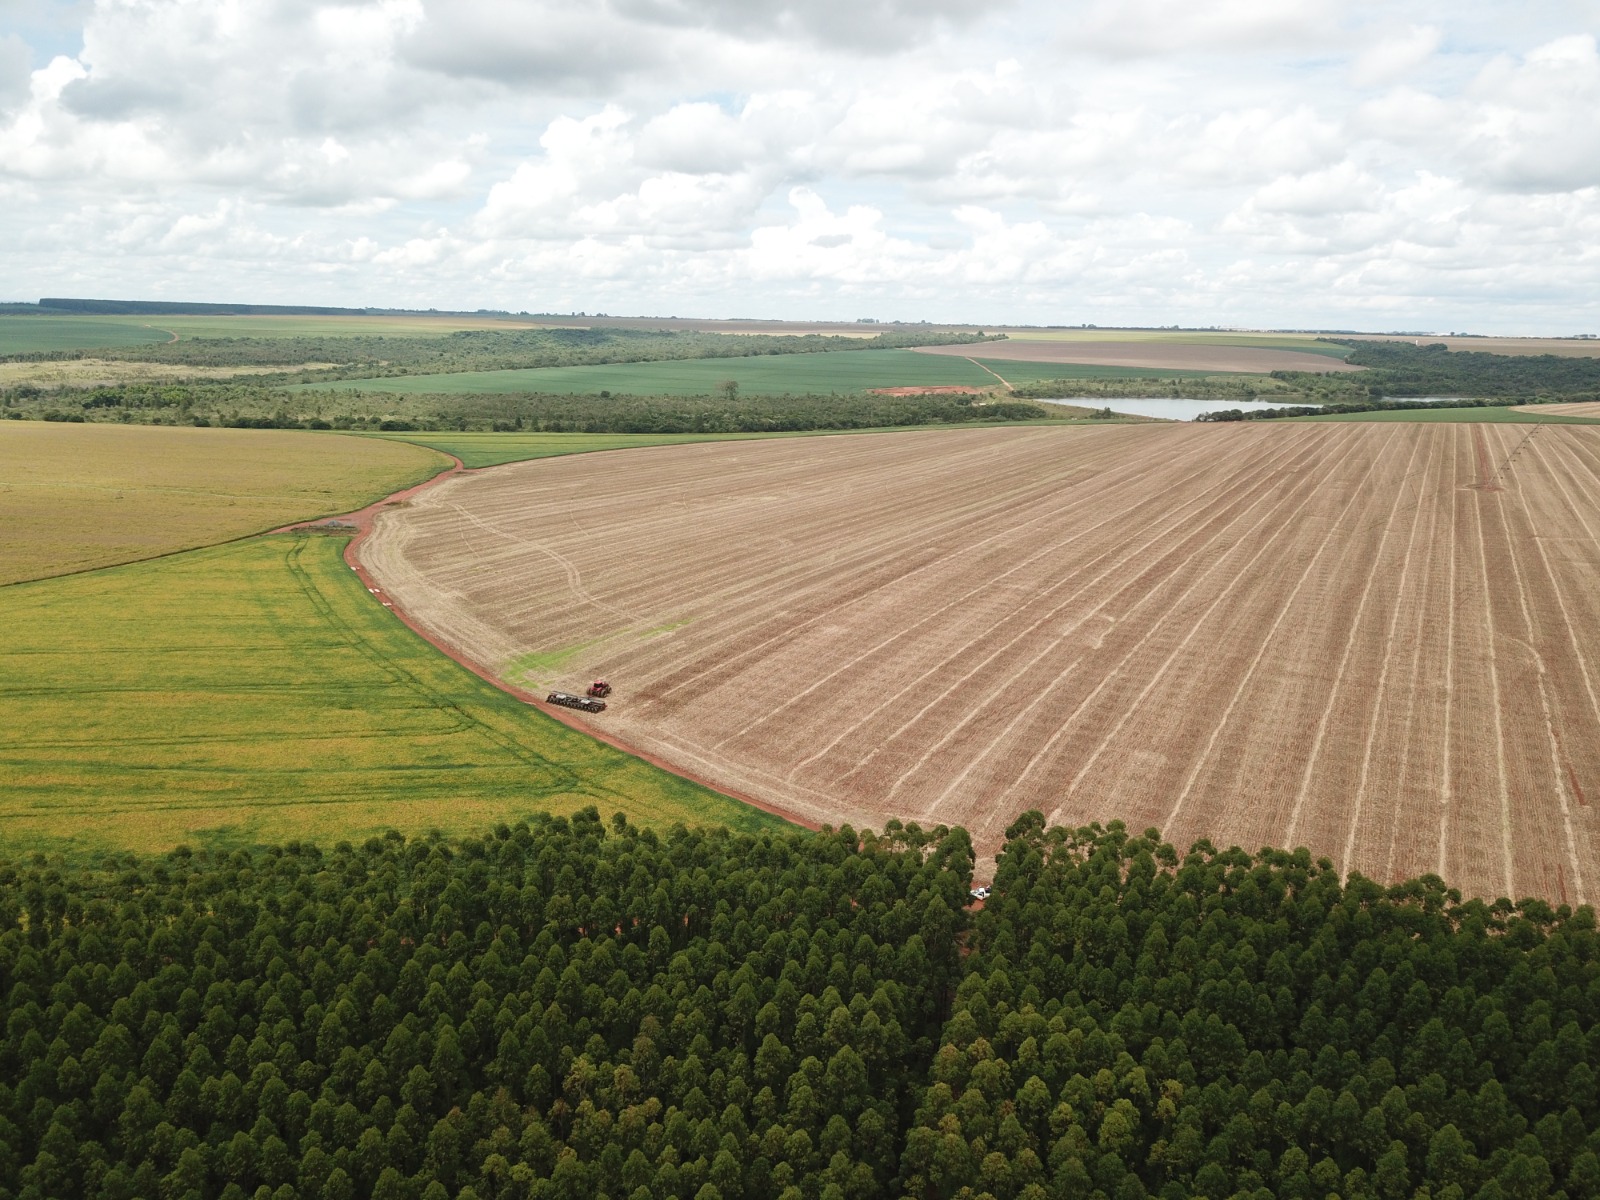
(3, 0, 1599, 330)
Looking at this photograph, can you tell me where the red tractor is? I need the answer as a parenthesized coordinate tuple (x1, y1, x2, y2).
(586, 680, 612, 699)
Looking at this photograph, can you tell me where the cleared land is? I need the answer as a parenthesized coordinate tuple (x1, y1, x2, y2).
(1345, 334, 1600, 358)
(0, 358, 338, 387)
(364, 420, 1117, 469)
(0, 422, 443, 584)
(915, 338, 1359, 374)
(0, 534, 780, 856)
(1298, 406, 1600, 424)
(364, 430, 819, 469)
(301, 350, 1206, 397)
(1518, 401, 1600, 419)
(365, 423, 1600, 902)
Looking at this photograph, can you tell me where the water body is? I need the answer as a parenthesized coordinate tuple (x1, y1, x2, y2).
(1038, 397, 1323, 421)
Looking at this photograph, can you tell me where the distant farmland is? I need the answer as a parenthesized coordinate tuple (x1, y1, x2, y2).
(0, 315, 176, 354)
(300, 349, 1213, 397)
(914, 337, 1358, 374)
(363, 423, 1600, 902)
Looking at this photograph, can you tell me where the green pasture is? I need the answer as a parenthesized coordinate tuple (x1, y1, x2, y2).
(0, 534, 786, 857)
(300, 349, 1213, 397)
(0, 316, 176, 354)
(1291, 406, 1600, 424)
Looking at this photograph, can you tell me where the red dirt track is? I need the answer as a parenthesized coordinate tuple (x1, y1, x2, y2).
(359, 424, 1600, 900)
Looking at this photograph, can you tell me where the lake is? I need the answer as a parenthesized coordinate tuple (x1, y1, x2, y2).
(1038, 397, 1323, 421)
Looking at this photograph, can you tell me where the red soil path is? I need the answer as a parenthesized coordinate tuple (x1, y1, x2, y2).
(273, 454, 819, 833)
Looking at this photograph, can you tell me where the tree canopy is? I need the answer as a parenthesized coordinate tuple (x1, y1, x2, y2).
(2, 812, 1597, 1200)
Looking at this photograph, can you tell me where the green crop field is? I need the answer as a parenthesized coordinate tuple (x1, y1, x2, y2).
(301, 349, 1210, 397)
(0, 316, 177, 354)
(0, 534, 785, 857)
(1291, 405, 1600, 424)
(0, 422, 445, 584)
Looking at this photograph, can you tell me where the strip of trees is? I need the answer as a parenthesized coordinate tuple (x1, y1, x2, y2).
(1, 328, 1001, 377)
(3, 384, 1054, 434)
(2, 813, 1596, 1200)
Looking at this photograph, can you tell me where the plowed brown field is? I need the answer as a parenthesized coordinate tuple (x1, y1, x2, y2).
(361, 424, 1600, 901)
(1518, 401, 1600, 419)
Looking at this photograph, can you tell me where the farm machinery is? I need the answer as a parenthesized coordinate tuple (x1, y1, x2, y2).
(586, 680, 612, 698)
(547, 691, 606, 713)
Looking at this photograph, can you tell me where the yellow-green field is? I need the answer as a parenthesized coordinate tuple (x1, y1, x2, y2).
(0, 534, 784, 856)
(0, 422, 444, 584)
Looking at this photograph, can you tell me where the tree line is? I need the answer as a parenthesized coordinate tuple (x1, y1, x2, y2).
(2, 383, 1054, 434)
(3, 812, 1597, 1200)
(1, 327, 1001, 378)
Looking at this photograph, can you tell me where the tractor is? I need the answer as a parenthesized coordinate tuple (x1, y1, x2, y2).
(586, 680, 612, 698)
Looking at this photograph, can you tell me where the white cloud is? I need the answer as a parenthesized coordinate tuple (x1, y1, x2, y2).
(1350, 25, 1442, 86)
(1068, 0, 1339, 56)
(0, 0, 1597, 330)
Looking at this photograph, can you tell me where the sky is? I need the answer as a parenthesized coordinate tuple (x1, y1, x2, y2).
(2, 0, 1599, 331)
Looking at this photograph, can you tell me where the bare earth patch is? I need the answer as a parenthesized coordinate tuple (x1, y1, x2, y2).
(1348, 335, 1600, 358)
(1518, 401, 1600, 419)
(0, 359, 340, 387)
(914, 340, 1361, 374)
(362, 424, 1600, 900)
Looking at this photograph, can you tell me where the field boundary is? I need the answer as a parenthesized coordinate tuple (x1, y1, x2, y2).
(290, 448, 823, 833)
(1, 435, 451, 591)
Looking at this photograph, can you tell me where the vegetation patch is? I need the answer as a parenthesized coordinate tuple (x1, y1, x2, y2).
(0, 535, 778, 857)
(0, 423, 444, 585)
(502, 641, 615, 686)
(307, 355, 1212, 396)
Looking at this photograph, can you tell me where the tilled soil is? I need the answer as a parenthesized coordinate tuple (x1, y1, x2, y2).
(1516, 402, 1600, 419)
(362, 423, 1600, 899)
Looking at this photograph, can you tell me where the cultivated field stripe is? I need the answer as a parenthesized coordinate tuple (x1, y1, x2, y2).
(1161, 429, 1399, 835)
(1379, 431, 1454, 883)
(769, 429, 1311, 767)
(1500, 438, 1592, 902)
(1279, 428, 1422, 851)
(837, 429, 1322, 802)
(1470, 429, 1516, 899)
(1056, 427, 1385, 820)
(1328, 429, 1432, 873)
(1019, 428, 1376, 819)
